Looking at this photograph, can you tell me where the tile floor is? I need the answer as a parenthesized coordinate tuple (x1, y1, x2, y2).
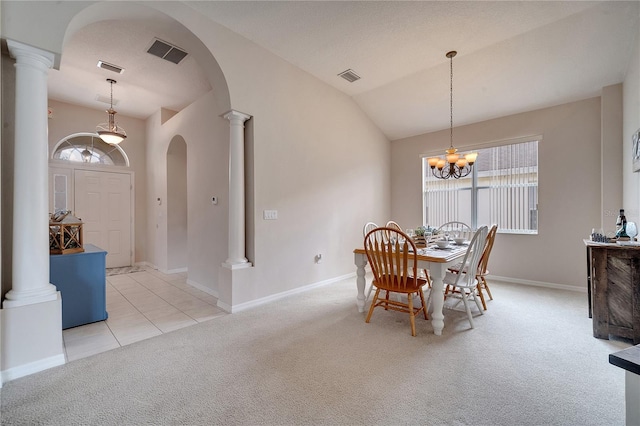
(62, 267, 227, 362)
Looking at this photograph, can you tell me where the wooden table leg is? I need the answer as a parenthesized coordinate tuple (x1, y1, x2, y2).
(429, 263, 445, 335)
(355, 252, 367, 313)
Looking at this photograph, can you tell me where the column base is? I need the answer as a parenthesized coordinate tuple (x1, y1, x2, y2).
(223, 259, 252, 270)
(1, 292, 64, 384)
(3, 283, 58, 308)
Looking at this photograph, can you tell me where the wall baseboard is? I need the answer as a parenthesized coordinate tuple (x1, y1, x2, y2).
(166, 267, 187, 274)
(489, 275, 587, 293)
(2, 354, 66, 385)
(224, 272, 356, 313)
(186, 279, 219, 299)
(136, 261, 157, 270)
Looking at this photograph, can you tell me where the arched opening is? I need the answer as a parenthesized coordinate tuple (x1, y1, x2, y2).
(167, 136, 188, 272)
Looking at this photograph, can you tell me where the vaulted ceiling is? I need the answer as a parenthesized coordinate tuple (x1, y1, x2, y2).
(47, 1, 639, 141)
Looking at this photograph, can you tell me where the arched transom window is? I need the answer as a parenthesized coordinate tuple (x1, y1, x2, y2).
(52, 133, 129, 167)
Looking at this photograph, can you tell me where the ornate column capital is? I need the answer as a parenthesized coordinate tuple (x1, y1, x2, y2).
(222, 110, 251, 124)
(7, 39, 55, 71)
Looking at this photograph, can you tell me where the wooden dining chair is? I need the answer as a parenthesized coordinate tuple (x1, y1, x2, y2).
(385, 220, 402, 232)
(385, 220, 403, 242)
(437, 221, 473, 241)
(446, 224, 497, 310)
(475, 224, 498, 308)
(441, 226, 488, 329)
(364, 227, 429, 336)
(386, 220, 432, 287)
(363, 222, 378, 237)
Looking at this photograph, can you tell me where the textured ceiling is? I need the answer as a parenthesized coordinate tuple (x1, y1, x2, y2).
(48, 1, 640, 141)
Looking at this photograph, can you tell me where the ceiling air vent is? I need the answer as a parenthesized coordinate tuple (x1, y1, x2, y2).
(97, 60, 124, 74)
(338, 69, 360, 83)
(147, 38, 188, 65)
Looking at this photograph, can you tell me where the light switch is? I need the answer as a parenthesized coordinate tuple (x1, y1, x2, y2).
(263, 210, 278, 220)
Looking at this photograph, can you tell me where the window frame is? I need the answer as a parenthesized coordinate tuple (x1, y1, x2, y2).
(422, 135, 540, 235)
(51, 132, 130, 167)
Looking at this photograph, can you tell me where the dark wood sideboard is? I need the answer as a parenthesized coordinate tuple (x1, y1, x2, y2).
(585, 240, 640, 344)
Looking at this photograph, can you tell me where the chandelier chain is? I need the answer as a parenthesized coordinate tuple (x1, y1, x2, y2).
(450, 52, 453, 149)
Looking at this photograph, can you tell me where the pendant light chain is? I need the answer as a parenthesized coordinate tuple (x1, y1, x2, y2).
(450, 52, 453, 149)
(109, 79, 114, 110)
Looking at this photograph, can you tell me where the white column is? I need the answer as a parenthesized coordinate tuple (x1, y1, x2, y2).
(222, 110, 251, 268)
(3, 40, 58, 308)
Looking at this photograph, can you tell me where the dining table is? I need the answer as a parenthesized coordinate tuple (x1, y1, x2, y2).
(353, 242, 469, 336)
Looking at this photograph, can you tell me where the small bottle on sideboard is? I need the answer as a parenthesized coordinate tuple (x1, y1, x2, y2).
(615, 209, 629, 240)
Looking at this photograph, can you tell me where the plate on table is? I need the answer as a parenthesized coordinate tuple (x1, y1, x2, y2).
(432, 245, 452, 250)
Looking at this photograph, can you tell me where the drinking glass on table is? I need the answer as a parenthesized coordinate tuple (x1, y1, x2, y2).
(627, 222, 638, 241)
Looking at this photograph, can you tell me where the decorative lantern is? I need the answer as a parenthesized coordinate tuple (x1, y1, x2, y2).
(49, 211, 84, 255)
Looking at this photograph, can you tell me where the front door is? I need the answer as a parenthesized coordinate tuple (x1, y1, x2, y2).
(74, 169, 132, 268)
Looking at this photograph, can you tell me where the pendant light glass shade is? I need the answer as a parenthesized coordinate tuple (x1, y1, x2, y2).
(96, 79, 127, 145)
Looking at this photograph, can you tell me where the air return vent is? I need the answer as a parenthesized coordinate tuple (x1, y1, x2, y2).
(97, 60, 124, 74)
(146, 38, 188, 65)
(338, 69, 360, 83)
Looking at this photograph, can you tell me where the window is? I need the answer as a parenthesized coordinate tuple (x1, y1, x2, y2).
(423, 139, 539, 234)
(51, 133, 129, 167)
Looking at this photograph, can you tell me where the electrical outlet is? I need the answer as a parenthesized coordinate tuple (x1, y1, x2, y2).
(263, 210, 278, 220)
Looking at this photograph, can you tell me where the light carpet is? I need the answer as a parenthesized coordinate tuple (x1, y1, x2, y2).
(0, 278, 631, 425)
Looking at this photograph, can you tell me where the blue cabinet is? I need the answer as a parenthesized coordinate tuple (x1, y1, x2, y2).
(50, 244, 108, 329)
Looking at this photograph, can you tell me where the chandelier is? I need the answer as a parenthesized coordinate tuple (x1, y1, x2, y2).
(427, 51, 477, 179)
(96, 78, 127, 145)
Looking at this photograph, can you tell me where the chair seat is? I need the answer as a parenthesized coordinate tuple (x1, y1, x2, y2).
(448, 261, 468, 274)
(443, 271, 477, 289)
(373, 275, 428, 293)
(450, 262, 490, 277)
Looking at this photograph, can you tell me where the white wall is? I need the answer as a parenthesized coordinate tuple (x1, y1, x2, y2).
(145, 91, 230, 293)
(391, 98, 604, 289)
(623, 21, 640, 224)
(140, 3, 391, 304)
(143, 30, 390, 301)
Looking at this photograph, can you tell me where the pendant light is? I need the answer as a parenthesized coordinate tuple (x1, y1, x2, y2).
(96, 78, 127, 145)
(427, 51, 477, 179)
(81, 148, 92, 162)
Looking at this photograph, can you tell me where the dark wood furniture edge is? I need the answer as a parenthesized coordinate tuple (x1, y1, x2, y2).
(609, 345, 640, 376)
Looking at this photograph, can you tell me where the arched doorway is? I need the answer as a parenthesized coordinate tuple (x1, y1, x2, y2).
(167, 136, 188, 272)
